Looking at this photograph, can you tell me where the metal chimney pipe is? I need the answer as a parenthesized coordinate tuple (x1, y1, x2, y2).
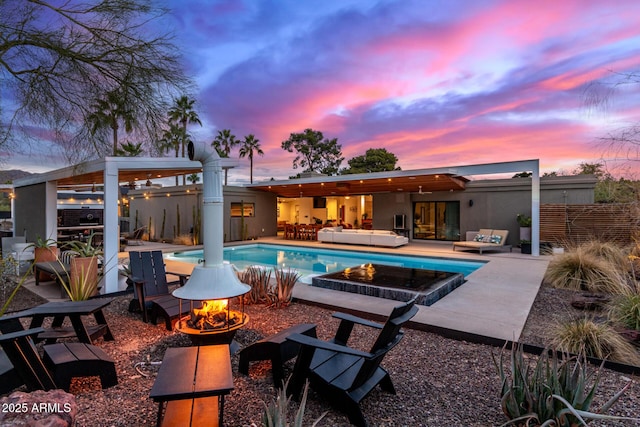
(172, 142, 250, 300)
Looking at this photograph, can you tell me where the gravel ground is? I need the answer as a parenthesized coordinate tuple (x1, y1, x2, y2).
(2, 281, 640, 426)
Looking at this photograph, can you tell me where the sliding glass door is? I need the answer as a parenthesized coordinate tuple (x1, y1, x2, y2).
(412, 201, 460, 241)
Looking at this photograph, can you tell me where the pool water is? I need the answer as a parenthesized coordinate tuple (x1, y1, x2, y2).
(166, 244, 484, 280)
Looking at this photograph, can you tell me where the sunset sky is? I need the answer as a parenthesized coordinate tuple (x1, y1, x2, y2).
(7, 0, 640, 183)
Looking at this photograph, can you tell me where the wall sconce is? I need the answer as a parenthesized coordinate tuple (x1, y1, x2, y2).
(468, 199, 474, 207)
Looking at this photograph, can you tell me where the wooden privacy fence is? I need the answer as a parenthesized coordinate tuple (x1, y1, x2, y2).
(540, 204, 640, 246)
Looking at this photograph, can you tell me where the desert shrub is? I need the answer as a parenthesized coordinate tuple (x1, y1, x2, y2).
(550, 317, 640, 365)
(579, 240, 631, 274)
(609, 284, 640, 331)
(172, 234, 194, 245)
(493, 343, 636, 427)
(544, 250, 627, 294)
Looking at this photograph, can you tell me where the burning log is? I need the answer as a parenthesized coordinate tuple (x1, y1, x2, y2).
(186, 299, 243, 331)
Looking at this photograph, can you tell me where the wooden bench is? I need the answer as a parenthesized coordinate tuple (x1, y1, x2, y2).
(161, 396, 218, 427)
(238, 323, 316, 387)
(42, 342, 117, 391)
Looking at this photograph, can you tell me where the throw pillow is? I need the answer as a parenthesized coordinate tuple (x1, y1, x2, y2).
(473, 234, 485, 242)
(490, 235, 502, 244)
(481, 235, 493, 243)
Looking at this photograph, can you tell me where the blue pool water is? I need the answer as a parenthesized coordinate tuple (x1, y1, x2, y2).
(166, 244, 484, 279)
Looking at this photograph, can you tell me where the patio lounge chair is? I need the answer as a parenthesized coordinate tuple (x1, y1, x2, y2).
(124, 226, 146, 246)
(452, 229, 512, 254)
(0, 318, 117, 392)
(286, 297, 418, 427)
(128, 250, 197, 330)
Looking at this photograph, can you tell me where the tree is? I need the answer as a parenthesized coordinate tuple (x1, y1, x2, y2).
(158, 123, 190, 185)
(512, 172, 533, 178)
(585, 71, 640, 165)
(168, 96, 201, 158)
(341, 148, 400, 174)
(115, 142, 143, 157)
(238, 134, 264, 184)
(87, 88, 137, 155)
(0, 0, 189, 162)
(187, 173, 200, 184)
(281, 129, 343, 175)
(212, 129, 238, 185)
(574, 162, 608, 179)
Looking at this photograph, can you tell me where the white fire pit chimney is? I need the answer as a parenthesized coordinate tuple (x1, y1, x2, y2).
(172, 142, 250, 301)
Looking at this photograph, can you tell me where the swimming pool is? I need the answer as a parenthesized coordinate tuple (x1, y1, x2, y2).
(165, 244, 484, 279)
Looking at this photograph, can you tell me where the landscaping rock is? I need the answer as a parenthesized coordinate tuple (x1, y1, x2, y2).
(570, 292, 610, 310)
(0, 390, 77, 427)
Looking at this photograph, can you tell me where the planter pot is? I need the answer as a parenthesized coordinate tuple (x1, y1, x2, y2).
(520, 242, 532, 255)
(34, 247, 59, 280)
(519, 226, 531, 241)
(70, 256, 99, 300)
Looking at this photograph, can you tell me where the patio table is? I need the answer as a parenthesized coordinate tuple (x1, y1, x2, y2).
(2, 299, 115, 345)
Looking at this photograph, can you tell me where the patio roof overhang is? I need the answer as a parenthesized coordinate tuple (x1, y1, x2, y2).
(247, 171, 468, 198)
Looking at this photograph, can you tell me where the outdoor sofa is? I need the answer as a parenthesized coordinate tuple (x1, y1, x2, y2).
(317, 227, 408, 248)
(452, 229, 512, 254)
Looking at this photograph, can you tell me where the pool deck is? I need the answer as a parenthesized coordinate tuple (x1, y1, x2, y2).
(24, 237, 549, 343)
(264, 238, 549, 343)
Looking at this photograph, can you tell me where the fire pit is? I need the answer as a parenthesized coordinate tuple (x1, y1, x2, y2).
(175, 297, 249, 349)
(172, 141, 251, 352)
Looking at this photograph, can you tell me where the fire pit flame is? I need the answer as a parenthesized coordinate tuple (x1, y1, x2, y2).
(188, 299, 243, 331)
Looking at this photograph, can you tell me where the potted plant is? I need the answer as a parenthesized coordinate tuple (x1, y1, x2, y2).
(520, 239, 532, 254)
(516, 213, 532, 241)
(28, 236, 59, 280)
(63, 233, 103, 300)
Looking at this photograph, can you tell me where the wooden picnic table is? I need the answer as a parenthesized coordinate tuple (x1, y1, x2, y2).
(150, 345, 233, 426)
(1, 299, 115, 345)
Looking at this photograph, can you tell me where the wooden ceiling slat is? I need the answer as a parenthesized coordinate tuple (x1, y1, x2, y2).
(252, 174, 466, 198)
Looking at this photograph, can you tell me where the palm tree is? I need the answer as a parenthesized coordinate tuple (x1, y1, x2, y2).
(87, 88, 136, 155)
(212, 129, 238, 185)
(238, 134, 264, 184)
(115, 142, 144, 157)
(167, 95, 201, 158)
(159, 124, 190, 185)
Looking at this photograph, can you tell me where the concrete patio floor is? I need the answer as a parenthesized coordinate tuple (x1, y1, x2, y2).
(23, 236, 549, 343)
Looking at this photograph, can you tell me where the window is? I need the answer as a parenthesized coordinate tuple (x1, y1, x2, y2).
(230, 202, 254, 217)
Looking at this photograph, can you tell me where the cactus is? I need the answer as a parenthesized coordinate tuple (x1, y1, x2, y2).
(148, 216, 152, 241)
(240, 200, 245, 240)
(176, 204, 181, 237)
(192, 205, 201, 245)
(134, 209, 139, 230)
(160, 208, 166, 240)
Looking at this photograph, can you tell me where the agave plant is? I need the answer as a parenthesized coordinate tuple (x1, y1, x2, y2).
(493, 342, 637, 427)
(238, 266, 272, 304)
(262, 377, 325, 427)
(270, 268, 301, 308)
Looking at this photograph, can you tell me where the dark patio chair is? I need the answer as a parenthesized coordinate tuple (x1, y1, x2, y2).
(286, 297, 418, 427)
(0, 318, 117, 392)
(128, 250, 196, 330)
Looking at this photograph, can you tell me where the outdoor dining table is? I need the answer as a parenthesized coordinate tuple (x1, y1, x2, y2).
(3, 299, 115, 345)
(150, 345, 234, 426)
